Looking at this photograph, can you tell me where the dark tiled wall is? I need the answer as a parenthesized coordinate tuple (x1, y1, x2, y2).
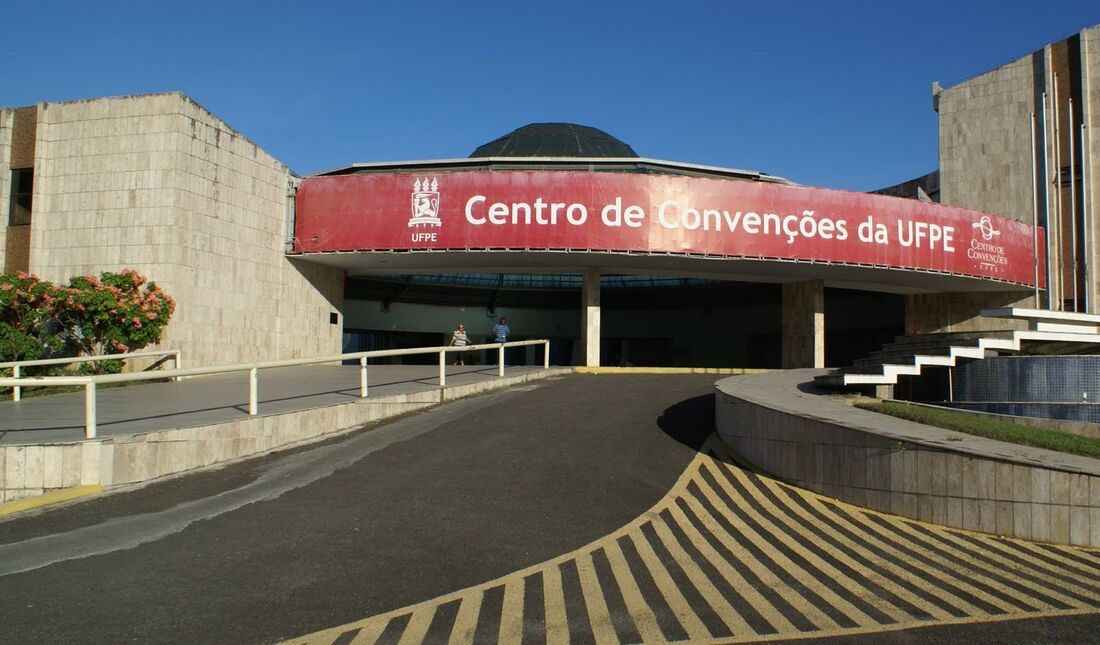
(948, 356, 1100, 423)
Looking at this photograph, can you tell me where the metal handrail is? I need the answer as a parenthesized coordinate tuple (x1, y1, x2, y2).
(1, 349, 182, 402)
(0, 339, 550, 440)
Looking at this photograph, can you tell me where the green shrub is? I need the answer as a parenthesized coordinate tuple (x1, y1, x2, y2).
(0, 269, 175, 374)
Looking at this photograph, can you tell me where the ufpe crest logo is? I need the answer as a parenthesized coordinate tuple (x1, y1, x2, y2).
(409, 177, 441, 228)
(971, 215, 1000, 241)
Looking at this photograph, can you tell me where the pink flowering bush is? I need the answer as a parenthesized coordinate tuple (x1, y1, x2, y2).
(0, 269, 175, 374)
(62, 269, 175, 373)
(0, 272, 65, 363)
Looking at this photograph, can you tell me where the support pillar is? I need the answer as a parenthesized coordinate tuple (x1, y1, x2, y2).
(781, 279, 824, 369)
(582, 267, 601, 367)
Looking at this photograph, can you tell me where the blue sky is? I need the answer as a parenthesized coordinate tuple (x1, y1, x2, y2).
(3, 1, 1098, 190)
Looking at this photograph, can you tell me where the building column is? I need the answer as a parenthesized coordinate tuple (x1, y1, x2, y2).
(582, 267, 601, 367)
(781, 279, 824, 369)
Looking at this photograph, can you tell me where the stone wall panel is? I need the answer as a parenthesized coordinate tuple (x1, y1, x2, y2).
(26, 93, 343, 369)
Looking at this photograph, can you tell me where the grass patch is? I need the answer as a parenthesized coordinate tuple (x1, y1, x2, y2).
(854, 400, 1100, 459)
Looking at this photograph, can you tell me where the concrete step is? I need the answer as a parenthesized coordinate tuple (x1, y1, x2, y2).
(815, 321, 1100, 390)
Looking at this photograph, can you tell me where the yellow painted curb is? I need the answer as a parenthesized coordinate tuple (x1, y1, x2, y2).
(574, 366, 769, 375)
(0, 484, 103, 517)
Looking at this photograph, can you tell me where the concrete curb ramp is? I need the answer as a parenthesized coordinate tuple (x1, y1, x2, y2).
(716, 369, 1100, 548)
(285, 437, 1100, 644)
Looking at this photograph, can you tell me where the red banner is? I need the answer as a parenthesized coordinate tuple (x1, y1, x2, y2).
(294, 171, 1045, 287)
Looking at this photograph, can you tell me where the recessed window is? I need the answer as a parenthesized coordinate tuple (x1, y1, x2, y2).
(9, 168, 33, 226)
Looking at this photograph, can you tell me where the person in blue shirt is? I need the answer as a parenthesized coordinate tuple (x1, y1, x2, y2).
(492, 317, 510, 343)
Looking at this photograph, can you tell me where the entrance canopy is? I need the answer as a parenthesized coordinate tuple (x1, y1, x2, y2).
(292, 157, 1044, 294)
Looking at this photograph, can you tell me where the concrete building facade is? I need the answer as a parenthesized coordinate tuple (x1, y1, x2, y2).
(7, 20, 1100, 371)
(0, 93, 343, 367)
(930, 23, 1100, 327)
(0, 89, 1051, 370)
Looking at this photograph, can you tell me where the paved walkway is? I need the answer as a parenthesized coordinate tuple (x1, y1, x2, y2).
(292, 436, 1100, 644)
(0, 363, 547, 445)
(2, 373, 1098, 643)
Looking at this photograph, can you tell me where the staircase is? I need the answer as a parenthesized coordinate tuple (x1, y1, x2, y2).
(814, 307, 1100, 388)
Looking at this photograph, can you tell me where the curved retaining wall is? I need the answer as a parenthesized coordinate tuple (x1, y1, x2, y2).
(716, 369, 1100, 547)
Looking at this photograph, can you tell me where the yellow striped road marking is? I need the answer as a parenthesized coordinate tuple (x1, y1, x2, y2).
(347, 619, 385, 645)
(663, 500, 799, 633)
(741, 464, 989, 618)
(710, 459, 954, 621)
(496, 579, 524, 645)
(626, 524, 713, 641)
(886, 513, 1100, 601)
(675, 486, 838, 630)
(698, 461, 912, 625)
(396, 605, 435, 645)
(283, 436, 1100, 644)
(769, 476, 1022, 616)
(874, 511, 1094, 610)
(649, 511, 754, 635)
(846, 506, 1073, 612)
(602, 537, 666, 643)
(448, 590, 483, 645)
(707, 607, 1100, 645)
(541, 565, 570, 644)
(575, 551, 620, 645)
(692, 473, 864, 629)
(802, 491, 1058, 613)
(995, 538, 1100, 589)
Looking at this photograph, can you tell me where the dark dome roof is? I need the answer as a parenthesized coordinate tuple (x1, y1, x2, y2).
(470, 123, 638, 158)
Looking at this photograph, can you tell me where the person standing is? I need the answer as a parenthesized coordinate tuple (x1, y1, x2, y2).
(449, 323, 468, 365)
(492, 317, 510, 343)
(491, 317, 511, 367)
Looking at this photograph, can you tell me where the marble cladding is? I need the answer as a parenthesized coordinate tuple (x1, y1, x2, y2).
(937, 52, 1037, 224)
(781, 279, 824, 369)
(937, 25, 1100, 313)
(23, 93, 343, 368)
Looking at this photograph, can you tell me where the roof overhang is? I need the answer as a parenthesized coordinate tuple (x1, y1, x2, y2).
(291, 249, 1030, 296)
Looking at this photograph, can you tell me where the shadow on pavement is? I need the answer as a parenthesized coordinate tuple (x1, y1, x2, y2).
(656, 392, 715, 452)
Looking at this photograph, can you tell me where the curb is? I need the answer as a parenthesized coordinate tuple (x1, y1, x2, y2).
(0, 484, 103, 518)
(574, 366, 768, 375)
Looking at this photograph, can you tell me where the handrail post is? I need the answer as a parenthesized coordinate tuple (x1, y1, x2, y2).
(439, 349, 446, 387)
(84, 381, 97, 439)
(498, 343, 505, 377)
(13, 365, 20, 401)
(544, 340, 550, 369)
(248, 367, 258, 415)
(173, 350, 182, 381)
(359, 356, 368, 397)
